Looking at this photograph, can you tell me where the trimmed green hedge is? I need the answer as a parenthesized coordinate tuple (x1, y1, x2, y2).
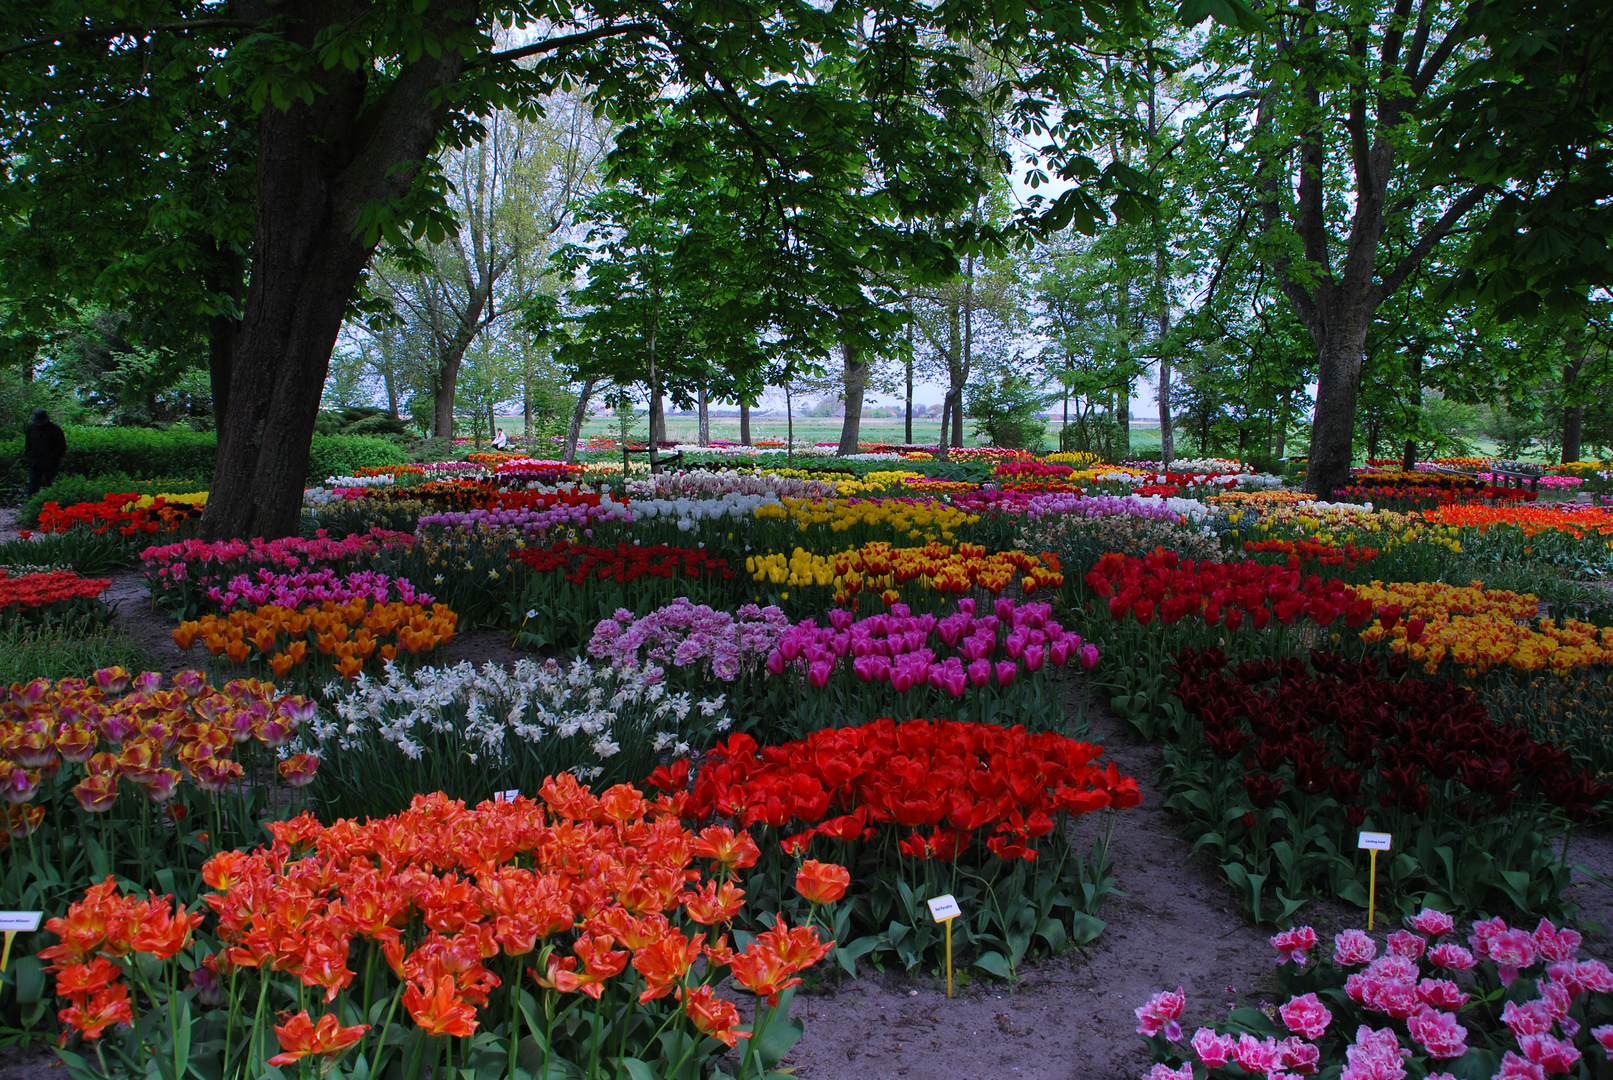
(1, 427, 410, 496)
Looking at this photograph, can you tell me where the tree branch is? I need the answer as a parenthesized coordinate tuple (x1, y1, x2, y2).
(1413, 1, 1480, 96)
(1377, 183, 1495, 298)
(479, 21, 659, 67)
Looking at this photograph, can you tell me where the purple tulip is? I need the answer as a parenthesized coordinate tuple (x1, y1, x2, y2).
(891, 666, 915, 693)
(766, 651, 786, 676)
(994, 598, 1016, 623)
(808, 659, 833, 688)
(995, 660, 1018, 686)
(957, 598, 975, 616)
(1025, 644, 1045, 672)
(969, 658, 991, 687)
(829, 608, 852, 630)
(1049, 639, 1069, 666)
(1005, 632, 1026, 659)
(1080, 644, 1100, 669)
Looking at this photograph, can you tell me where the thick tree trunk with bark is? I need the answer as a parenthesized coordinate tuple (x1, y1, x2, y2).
(1561, 349, 1585, 464)
(200, 239, 243, 439)
(1304, 313, 1372, 496)
(739, 401, 751, 444)
(563, 377, 596, 464)
(649, 388, 666, 446)
(837, 341, 868, 455)
(697, 385, 710, 446)
(200, 0, 473, 541)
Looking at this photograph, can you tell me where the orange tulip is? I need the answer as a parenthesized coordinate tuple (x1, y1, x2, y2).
(268, 1010, 369, 1065)
(681, 985, 748, 1047)
(403, 975, 478, 1037)
(794, 859, 850, 905)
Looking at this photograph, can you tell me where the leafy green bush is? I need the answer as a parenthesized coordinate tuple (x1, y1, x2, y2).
(306, 433, 410, 480)
(0, 426, 216, 483)
(1, 428, 410, 504)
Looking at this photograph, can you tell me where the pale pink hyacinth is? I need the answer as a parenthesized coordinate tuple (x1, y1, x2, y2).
(1134, 987, 1186, 1041)
(1271, 925, 1317, 966)
(1406, 908, 1455, 937)
(588, 598, 789, 682)
(1334, 928, 1377, 967)
(1278, 993, 1330, 1039)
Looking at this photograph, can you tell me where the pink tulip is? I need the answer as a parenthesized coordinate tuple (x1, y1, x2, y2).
(995, 661, 1017, 686)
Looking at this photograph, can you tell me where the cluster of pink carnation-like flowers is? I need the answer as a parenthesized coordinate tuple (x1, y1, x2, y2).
(588, 597, 791, 682)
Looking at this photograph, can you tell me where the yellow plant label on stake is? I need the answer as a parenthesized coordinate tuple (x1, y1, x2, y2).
(0, 912, 43, 972)
(1357, 833, 1392, 929)
(927, 895, 962, 998)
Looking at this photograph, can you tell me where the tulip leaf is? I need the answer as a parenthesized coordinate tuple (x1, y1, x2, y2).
(973, 950, 1013, 979)
(1069, 913, 1106, 944)
(618, 1058, 660, 1080)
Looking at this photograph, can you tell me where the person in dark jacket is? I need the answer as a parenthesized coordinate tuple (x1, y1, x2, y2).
(23, 410, 67, 495)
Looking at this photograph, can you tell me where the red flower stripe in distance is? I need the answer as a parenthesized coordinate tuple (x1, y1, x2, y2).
(510, 542, 734, 584)
(1083, 550, 1374, 631)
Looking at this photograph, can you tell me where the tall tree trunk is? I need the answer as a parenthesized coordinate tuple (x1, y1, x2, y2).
(1303, 314, 1372, 497)
(904, 319, 914, 446)
(563, 377, 596, 464)
(937, 393, 951, 456)
(200, 238, 243, 439)
(785, 384, 793, 467)
(1401, 438, 1417, 473)
(739, 401, 751, 445)
(202, 0, 471, 541)
(950, 387, 964, 448)
(201, 9, 470, 541)
(837, 340, 868, 455)
(1561, 347, 1586, 464)
(697, 384, 710, 446)
(649, 389, 665, 448)
(1155, 251, 1173, 468)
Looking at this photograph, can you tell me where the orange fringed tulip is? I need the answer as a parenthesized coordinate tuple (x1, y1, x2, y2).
(403, 975, 478, 1037)
(268, 1010, 369, 1065)
(682, 985, 749, 1047)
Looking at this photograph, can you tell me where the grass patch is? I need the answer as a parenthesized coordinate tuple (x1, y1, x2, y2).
(0, 623, 152, 684)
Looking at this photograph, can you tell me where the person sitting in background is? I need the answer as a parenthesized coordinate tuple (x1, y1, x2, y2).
(23, 409, 67, 495)
(492, 427, 508, 450)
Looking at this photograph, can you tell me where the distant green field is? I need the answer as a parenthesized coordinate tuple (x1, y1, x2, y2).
(482, 412, 1178, 454)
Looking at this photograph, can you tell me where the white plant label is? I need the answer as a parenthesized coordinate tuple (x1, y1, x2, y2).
(0, 912, 42, 932)
(1357, 832, 1393, 851)
(494, 790, 521, 803)
(927, 894, 962, 922)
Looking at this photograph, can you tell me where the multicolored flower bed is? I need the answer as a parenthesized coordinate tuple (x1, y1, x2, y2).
(0, 569, 112, 629)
